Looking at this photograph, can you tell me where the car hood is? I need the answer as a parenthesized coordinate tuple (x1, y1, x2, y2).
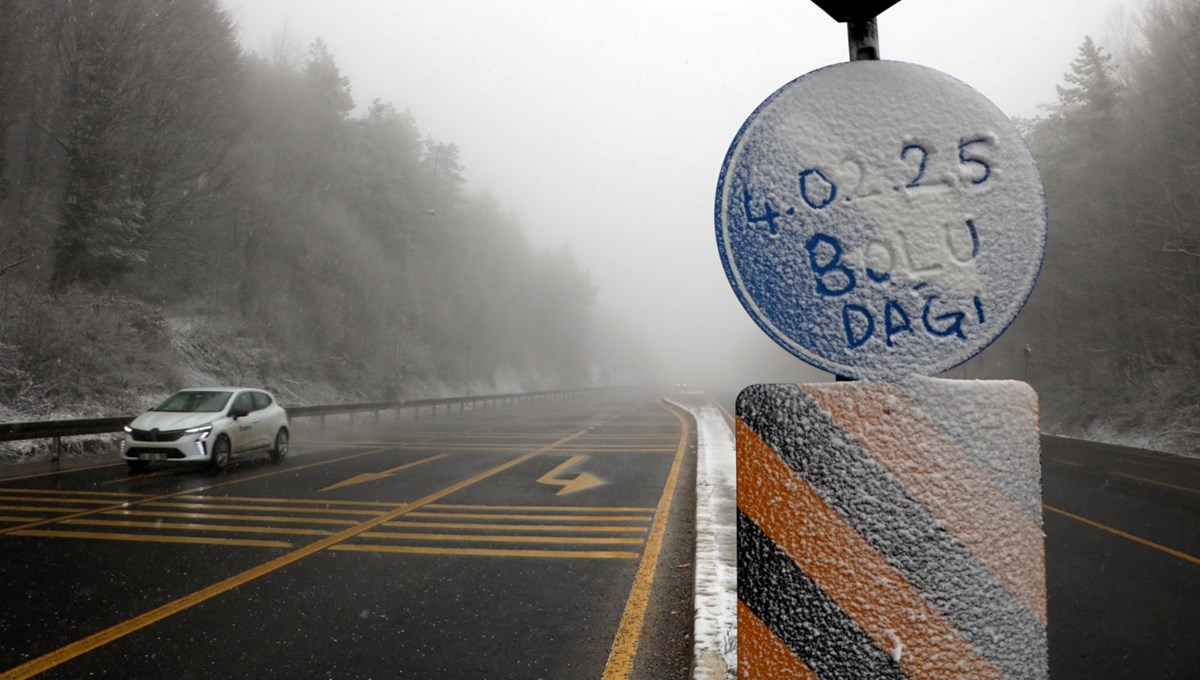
(130, 411, 219, 431)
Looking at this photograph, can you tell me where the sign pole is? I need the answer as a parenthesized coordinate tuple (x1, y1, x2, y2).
(808, 2, 900, 61)
(847, 17, 879, 61)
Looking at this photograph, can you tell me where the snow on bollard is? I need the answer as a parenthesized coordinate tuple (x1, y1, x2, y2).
(736, 379, 1046, 679)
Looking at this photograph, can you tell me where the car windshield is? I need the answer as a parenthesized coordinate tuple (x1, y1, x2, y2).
(152, 391, 233, 413)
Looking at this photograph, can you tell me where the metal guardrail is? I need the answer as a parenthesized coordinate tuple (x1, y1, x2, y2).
(284, 389, 600, 427)
(0, 388, 603, 460)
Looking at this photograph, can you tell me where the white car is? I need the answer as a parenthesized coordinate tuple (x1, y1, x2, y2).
(120, 387, 289, 473)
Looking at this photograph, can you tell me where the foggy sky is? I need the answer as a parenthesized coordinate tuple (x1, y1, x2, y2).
(221, 0, 1133, 387)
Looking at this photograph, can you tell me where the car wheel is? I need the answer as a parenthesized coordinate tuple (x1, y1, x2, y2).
(270, 428, 289, 462)
(210, 434, 231, 472)
(127, 460, 148, 474)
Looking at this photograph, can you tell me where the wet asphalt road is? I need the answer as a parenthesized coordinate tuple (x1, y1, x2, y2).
(5, 386, 1196, 679)
(1041, 436, 1200, 679)
(0, 389, 696, 680)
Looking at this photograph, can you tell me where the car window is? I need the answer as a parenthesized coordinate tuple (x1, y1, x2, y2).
(153, 391, 233, 413)
(252, 392, 272, 410)
(231, 392, 255, 414)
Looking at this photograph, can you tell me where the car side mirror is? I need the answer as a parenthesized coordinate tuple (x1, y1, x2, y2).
(230, 408, 249, 419)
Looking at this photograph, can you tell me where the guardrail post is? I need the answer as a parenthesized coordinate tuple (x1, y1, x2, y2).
(52, 436, 61, 463)
(320, 414, 326, 432)
(374, 408, 380, 424)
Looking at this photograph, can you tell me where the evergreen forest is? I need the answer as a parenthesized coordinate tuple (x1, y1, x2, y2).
(975, 0, 1200, 454)
(0, 0, 613, 419)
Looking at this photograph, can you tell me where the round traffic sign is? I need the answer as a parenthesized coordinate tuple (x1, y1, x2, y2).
(716, 60, 1046, 379)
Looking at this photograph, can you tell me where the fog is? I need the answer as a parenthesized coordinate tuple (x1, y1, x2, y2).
(219, 0, 1131, 389)
(3, 0, 1194, 451)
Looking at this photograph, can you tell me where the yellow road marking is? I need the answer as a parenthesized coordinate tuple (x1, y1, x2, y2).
(321, 453, 448, 491)
(552, 446, 676, 453)
(1052, 460, 1084, 468)
(3, 427, 472, 502)
(329, 544, 638, 559)
(359, 531, 643, 545)
(292, 443, 404, 450)
(143, 501, 383, 516)
(1, 426, 593, 678)
(0, 515, 45, 523)
(302, 434, 549, 443)
(100, 469, 178, 484)
(0, 446, 396, 536)
(334, 432, 678, 440)
(405, 511, 651, 522)
(573, 435, 679, 440)
(305, 442, 674, 452)
(319, 436, 676, 441)
(602, 401, 689, 680)
(0, 488, 145, 498)
(0, 495, 115, 505)
(11, 529, 291, 549)
(0, 504, 79, 514)
(178, 494, 404, 508)
(62, 519, 334, 537)
(0, 462, 122, 483)
(1110, 472, 1199, 495)
(102, 510, 360, 526)
(1045, 504, 1200, 566)
(382, 520, 647, 533)
(536, 455, 603, 495)
(427, 503, 654, 513)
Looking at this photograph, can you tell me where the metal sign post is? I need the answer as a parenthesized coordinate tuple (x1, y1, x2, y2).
(720, 3, 1049, 678)
(809, 1, 901, 61)
(847, 17, 879, 61)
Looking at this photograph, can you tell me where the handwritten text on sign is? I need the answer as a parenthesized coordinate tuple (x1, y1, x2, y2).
(716, 61, 1046, 379)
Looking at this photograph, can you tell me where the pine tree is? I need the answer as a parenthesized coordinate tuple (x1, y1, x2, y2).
(305, 38, 354, 119)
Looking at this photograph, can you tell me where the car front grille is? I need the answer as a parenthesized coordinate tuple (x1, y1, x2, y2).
(130, 428, 185, 442)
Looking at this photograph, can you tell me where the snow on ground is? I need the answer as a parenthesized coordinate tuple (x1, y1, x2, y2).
(667, 392, 737, 680)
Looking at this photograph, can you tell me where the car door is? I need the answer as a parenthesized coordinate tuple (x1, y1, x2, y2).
(251, 391, 275, 449)
(228, 391, 257, 452)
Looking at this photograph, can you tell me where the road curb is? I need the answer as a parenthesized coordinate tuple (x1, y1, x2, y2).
(666, 393, 737, 680)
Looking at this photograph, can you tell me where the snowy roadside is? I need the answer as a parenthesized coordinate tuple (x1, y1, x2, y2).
(666, 392, 737, 680)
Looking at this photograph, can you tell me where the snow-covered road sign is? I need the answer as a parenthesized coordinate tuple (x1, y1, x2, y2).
(716, 61, 1046, 379)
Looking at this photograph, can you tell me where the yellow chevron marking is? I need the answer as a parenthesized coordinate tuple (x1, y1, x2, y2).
(61, 518, 334, 537)
(358, 531, 643, 546)
(329, 544, 637, 560)
(12, 529, 291, 549)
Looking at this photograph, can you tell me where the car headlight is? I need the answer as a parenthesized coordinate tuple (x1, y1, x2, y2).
(185, 424, 213, 439)
(123, 425, 133, 433)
